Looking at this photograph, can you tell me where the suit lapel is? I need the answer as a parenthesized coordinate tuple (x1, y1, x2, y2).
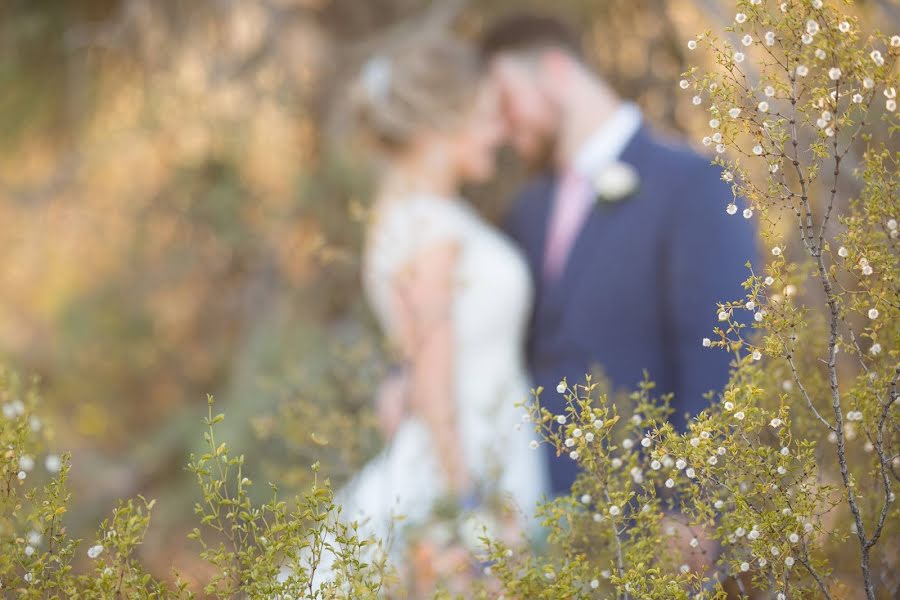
(544, 126, 652, 310)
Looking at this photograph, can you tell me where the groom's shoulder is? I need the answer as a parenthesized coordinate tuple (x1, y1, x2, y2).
(641, 129, 724, 187)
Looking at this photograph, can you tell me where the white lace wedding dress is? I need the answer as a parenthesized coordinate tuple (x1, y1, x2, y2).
(340, 193, 546, 551)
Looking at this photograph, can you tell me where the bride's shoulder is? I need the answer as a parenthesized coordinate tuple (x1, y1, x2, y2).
(370, 194, 473, 239)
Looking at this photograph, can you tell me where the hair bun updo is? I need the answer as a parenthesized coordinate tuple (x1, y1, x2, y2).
(351, 34, 481, 153)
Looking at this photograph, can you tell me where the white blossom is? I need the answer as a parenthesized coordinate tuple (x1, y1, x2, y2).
(863, 77, 875, 89)
(529, 440, 539, 449)
(718, 310, 730, 322)
(777, 466, 787, 475)
(806, 20, 819, 35)
(802, 33, 813, 45)
(556, 415, 567, 424)
(569, 450, 579, 460)
(611, 457, 623, 469)
(758, 101, 769, 112)
(87, 545, 104, 559)
(812, 0, 822, 8)
(728, 107, 742, 118)
(781, 446, 790, 456)
(693, 95, 702, 106)
(573, 428, 583, 438)
(743, 207, 754, 219)
(759, 557, 767, 567)
(748, 529, 760, 540)
(688, 39, 698, 50)
(45, 454, 61, 473)
(708, 456, 718, 466)
(726, 203, 738, 215)
(734, 51, 745, 63)
(740, 561, 750, 572)
(641, 437, 652, 448)
(735, 13, 747, 23)
(557, 381, 566, 394)
(828, 67, 842, 81)
(837, 246, 849, 257)
(785, 556, 795, 567)
(676, 458, 687, 470)
(839, 21, 851, 33)
(714, 499, 724, 509)
(871, 50, 885, 66)
(709, 118, 720, 129)
(815, 48, 827, 60)
(752, 144, 764, 155)
(565, 437, 575, 447)
(771, 546, 780, 556)
(742, 34, 753, 47)
(765, 31, 776, 46)
(679, 79, 690, 89)
(19, 455, 35, 472)
(590, 579, 600, 589)
(796, 64, 809, 77)
(686, 467, 696, 478)
(17, 471, 26, 480)
(888, 99, 897, 112)
(868, 308, 879, 320)
(789, 533, 800, 543)
(665, 478, 675, 488)
(585, 432, 595, 442)
(870, 343, 882, 355)
(609, 505, 621, 516)
(893, 35, 900, 47)
(622, 438, 634, 450)
(581, 494, 592, 504)
(690, 437, 700, 447)
(702, 337, 711, 347)
(651, 460, 661, 470)
(770, 418, 783, 428)
(765, 276, 775, 285)
(752, 350, 762, 361)
(888, 218, 898, 230)
(735, 411, 746, 421)
(593, 418, 604, 429)
(852, 93, 863, 103)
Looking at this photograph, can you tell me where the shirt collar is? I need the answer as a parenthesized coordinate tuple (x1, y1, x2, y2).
(571, 102, 643, 176)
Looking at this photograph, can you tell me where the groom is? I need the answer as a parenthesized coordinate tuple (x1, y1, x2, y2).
(481, 14, 757, 496)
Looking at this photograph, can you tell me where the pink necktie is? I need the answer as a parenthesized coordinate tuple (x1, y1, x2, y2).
(543, 169, 593, 281)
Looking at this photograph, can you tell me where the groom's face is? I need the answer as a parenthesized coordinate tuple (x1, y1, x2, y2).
(489, 55, 560, 169)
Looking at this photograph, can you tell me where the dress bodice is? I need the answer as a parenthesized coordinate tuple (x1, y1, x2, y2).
(364, 195, 533, 395)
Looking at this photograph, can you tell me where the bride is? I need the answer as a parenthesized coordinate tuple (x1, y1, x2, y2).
(336, 34, 546, 574)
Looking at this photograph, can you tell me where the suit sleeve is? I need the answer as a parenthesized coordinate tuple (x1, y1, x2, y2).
(663, 164, 757, 428)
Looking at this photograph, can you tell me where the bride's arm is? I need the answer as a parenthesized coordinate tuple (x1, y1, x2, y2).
(391, 240, 470, 495)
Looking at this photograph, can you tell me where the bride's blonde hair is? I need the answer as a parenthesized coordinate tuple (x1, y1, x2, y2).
(352, 34, 481, 153)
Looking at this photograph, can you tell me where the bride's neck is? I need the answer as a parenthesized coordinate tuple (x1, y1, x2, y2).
(377, 145, 458, 202)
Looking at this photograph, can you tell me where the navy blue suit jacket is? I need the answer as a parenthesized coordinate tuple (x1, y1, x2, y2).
(504, 125, 757, 495)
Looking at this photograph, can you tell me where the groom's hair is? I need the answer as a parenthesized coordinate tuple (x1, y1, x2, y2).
(480, 13, 583, 62)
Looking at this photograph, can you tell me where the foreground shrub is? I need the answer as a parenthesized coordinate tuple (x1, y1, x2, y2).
(0, 371, 387, 598)
(483, 1, 897, 598)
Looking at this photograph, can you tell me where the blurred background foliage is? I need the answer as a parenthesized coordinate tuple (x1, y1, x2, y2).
(0, 0, 896, 583)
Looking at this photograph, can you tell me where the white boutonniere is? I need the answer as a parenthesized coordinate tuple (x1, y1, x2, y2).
(592, 161, 640, 204)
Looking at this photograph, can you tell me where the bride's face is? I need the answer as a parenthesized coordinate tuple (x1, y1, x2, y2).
(444, 81, 506, 184)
